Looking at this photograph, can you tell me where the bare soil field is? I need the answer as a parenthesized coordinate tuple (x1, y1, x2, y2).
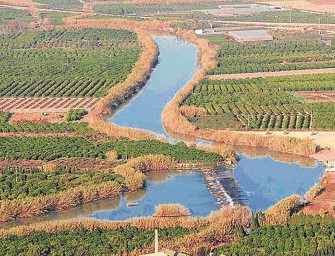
(303, 172, 335, 217)
(0, 97, 100, 113)
(9, 112, 65, 124)
(295, 91, 335, 103)
(207, 68, 335, 80)
(260, 0, 335, 13)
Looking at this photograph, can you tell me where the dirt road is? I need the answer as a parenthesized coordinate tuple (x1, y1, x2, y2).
(207, 68, 335, 80)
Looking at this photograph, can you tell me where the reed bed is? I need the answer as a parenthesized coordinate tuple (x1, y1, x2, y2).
(113, 155, 176, 191)
(0, 205, 250, 254)
(0, 181, 122, 223)
(154, 204, 190, 217)
(263, 194, 302, 225)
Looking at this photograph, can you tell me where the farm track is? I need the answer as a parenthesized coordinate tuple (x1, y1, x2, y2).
(207, 68, 335, 80)
(0, 97, 100, 112)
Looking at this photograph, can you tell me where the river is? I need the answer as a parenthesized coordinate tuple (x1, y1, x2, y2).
(0, 35, 324, 228)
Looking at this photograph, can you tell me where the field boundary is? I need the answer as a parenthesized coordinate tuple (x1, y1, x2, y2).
(207, 68, 335, 80)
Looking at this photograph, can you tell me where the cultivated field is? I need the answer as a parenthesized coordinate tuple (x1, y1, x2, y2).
(208, 38, 335, 75)
(0, 29, 140, 98)
(183, 73, 335, 130)
(0, 97, 100, 112)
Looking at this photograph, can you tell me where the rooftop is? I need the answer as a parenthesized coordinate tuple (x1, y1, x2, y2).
(228, 30, 274, 42)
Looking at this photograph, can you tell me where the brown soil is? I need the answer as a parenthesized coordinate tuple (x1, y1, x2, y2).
(207, 68, 335, 80)
(260, 0, 335, 13)
(9, 112, 65, 124)
(303, 172, 335, 217)
(295, 91, 335, 103)
(0, 97, 100, 113)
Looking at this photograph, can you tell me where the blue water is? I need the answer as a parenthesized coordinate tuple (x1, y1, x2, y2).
(87, 171, 220, 220)
(234, 155, 324, 211)
(109, 35, 198, 136)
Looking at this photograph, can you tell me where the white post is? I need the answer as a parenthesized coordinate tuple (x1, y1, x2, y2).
(154, 229, 159, 253)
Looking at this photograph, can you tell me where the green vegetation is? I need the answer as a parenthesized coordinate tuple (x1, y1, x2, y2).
(66, 109, 87, 122)
(220, 10, 335, 24)
(0, 167, 124, 200)
(0, 8, 33, 26)
(0, 111, 10, 123)
(0, 122, 93, 134)
(0, 137, 222, 162)
(0, 29, 140, 97)
(0, 226, 189, 255)
(34, 0, 83, 10)
(94, 2, 223, 15)
(215, 213, 335, 255)
(40, 12, 74, 25)
(0, 111, 93, 134)
(183, 74, 335, 130)
(208, 39, 335, 75)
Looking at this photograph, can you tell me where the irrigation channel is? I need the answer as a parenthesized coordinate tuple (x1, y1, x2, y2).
(0, 35, 324, 228)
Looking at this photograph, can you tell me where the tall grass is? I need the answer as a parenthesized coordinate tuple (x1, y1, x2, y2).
(113, 155, 176, 190)
(62, 18, 165, 140)
(0, 205, 250, 254)
(0, 181, 122, 222)
(154, 204, 190, 217)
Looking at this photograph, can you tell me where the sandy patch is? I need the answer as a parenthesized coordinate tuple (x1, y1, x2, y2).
(295, 91, 335, 103)
(260, 0, 335, 13)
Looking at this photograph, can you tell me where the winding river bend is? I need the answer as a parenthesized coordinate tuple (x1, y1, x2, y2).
(0, 35, 324, 228)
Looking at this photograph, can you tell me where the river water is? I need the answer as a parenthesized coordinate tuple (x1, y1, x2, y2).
(0, 35, 324, 228)
(109, 35, 198, 137)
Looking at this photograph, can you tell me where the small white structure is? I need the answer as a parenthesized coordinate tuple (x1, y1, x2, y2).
(194, 29, 203, 35)
(141, 229, 168, 256)
(228, 30, 273, 42)
(141, 229, 189, 256)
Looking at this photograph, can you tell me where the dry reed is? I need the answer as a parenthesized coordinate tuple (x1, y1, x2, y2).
(154, 204, 190, 217)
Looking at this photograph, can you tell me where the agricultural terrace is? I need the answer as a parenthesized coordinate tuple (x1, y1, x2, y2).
(183, 73, 335, 131)
(0, 137, 222, 162)
(0, 29, 140, 98)
(206, 36, 335, 75)
(0, 111, 93, 134)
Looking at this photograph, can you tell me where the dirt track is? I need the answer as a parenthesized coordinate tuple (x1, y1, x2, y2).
(207, 68, 335, 80)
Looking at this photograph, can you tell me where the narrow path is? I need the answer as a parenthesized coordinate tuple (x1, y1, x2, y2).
(207, 68, 335, 80)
